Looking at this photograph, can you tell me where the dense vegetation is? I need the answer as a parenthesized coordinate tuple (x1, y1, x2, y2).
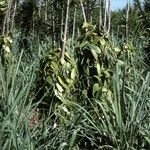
(0, 0, 150, 149)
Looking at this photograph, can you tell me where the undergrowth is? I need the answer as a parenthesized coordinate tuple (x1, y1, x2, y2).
(0, 25, 150, 149)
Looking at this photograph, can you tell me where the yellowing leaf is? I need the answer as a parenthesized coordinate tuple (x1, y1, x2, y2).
(2, 45, 11, 53)
(100, 39, 106, 46)
(96, 63, 101, 76)
(92, 83, 100, 96)
(54, 89, 62, 99)
(102, 87, 108, 92)
(58, 76, 68, 89)
(71, 68, 76, 79)
(117, 60, 125, 66)
(88, 44, 101, 54)
(91, 49, 98, 60)
(114, 47, 121, 52)
(61, 106, 70, 115)
(46, 76, 52, 84)
(56, 83, 63, 93)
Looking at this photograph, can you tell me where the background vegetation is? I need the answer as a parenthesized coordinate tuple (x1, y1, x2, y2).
(0, 0, 150, 149)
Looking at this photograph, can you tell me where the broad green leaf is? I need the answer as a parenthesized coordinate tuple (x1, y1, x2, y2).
(82, 22, 90, 28)
(92, 83, 100, 96)
(46, 76, 53, 84)
(84, 66, 89, 76)
(91, 49, 98, 60)
(61, 106, 70, 115)
(51, 62, 58, 70)
(117, 60, 125, 66)
(0, 1, 5, 6)
(102, 87, 108, 92)
(54, 89, 62, 99)
(56, 83, 63, 93)
(66, 78, 71, 84)
(114, 47, 121, 52)
(103, 70, 110, 78)
(71, 68, 76, 79)
(100, 38, 106, 46)
(88, 44, 101, 54)
(79, 41, 87, 48)
(96, 63, 101, 76)
(57, 76, 68, 89)
(2, 45, 11, 53)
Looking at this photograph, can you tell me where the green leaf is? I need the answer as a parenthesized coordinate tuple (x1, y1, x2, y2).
(66, 78, 71, 84)
(117, 60, 125, 66)
(46, 76, 53, 85)
(92, 83, 100, 96)
(100, 39, 106, 46)
(103, 70, 110, 78)
(82, 22, 90, 28)
(79, 41, 87, 48)
(114, 47, 121, 52)
(56, 83, 63, 93)
(91, 49, 98, 60)
(83, 66, 89, 76)
(58, 76, 68, 89)
(96, 63, 101, 76)
(54, 89, 62, 99)
(88, 44, 101, 54)
(71, 68, 76, 79)
(102, 87, 108, 92)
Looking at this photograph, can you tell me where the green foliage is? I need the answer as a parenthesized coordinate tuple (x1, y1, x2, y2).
(36, 48, 77, 117)
(0, 1, 150, 149)
(76, 23, 125, 99)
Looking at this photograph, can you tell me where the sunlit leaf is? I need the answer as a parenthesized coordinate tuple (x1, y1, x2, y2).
(91, 49, 98, 60)
(58, 76, 68, 89)
(117, 60, 125, 66)
(88, 43, 101, 54)
(100, 39, 106, 46)
(56, 83, 63, 93)
(114, 47, 121, 52)
(71, 68, 76, 79)
(96, 63, 101, 76)
(92, 83, 100, 96)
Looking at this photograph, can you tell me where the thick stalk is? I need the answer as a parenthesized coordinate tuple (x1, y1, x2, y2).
(11, 1, 16, 31)
(80, 0, 87, 22)
(60, 0, 70, 63)
(60, 6, 64, 48)
(126, 0, 130, 42)
(99, 0, 102, 31)
(104, 0, 107, 32)
(72, 5, 77, 44)
(107, 0, 111, 34)
(45, 0, 48, 20)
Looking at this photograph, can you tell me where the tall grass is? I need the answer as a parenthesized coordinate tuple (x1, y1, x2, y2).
(0, 38, 150, 150)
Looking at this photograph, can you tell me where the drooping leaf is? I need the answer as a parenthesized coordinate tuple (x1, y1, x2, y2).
(114, 47, 121, 52)
(96, 63, 101, 76)
(46, 76, 53, 85)
(100, 38, 106, 46)
(117, 60, 125, 66)
(91, 49, 98, 60)
(92, 83, 100, 96)
(71, 68, 76, 79)
(88, 43, 101, 54)
(56, 83, 63, 93)
(54, 89, 62, 99)
(57, 76, 68, 89)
